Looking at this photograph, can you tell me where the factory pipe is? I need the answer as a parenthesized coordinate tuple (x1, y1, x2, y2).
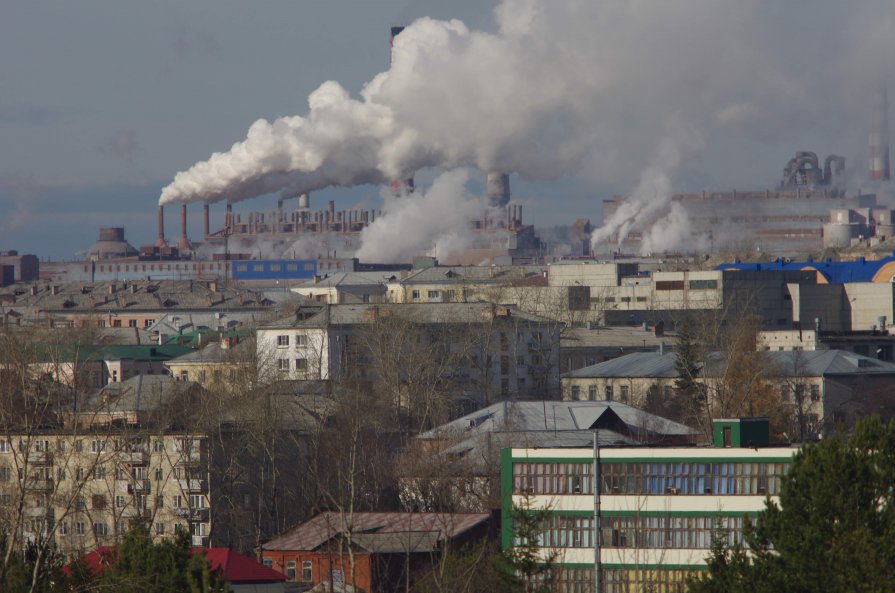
(487, 171, 511, 207)
(870, 83, 891, 181)
(388, 26, 415, 197)
(155, 205, 167, 247)
(203, 204, 210, 238)
(178, 204, 191, 251)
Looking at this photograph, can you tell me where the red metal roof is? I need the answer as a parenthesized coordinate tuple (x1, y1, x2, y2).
(72, 546, 285, 583)
(200, 548, 286, 583)
(261, 512, 490, 552)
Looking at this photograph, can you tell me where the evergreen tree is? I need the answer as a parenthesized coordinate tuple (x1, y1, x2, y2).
(688, 416, 895, 593)
(99, 522, 227, 593)
(503, 494, 556, 593)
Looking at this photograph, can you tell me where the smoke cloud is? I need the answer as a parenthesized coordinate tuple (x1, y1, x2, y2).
(356, 170, 484, 262)
(160, 0, 895, 253)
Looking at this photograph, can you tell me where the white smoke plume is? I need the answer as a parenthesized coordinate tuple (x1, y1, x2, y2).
(356, 170, 483, 262)
(160, 0, 895, 255)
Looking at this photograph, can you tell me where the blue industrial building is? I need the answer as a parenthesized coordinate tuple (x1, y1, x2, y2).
(717, 253, 895, 284)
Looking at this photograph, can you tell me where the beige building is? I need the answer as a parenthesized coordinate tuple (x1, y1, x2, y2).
(164, 336, 256, 389)
(0, 431, 211, 559)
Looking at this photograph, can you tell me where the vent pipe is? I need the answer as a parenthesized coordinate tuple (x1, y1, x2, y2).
(487, 171, 511, 207)
(155, 205, 168, 247)
(178, 204, 191, 251)
(870, 83, 891, 181)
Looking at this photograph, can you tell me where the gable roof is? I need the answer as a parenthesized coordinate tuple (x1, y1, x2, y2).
(563, 352, 679, 379)
(261, 512, 489, 553)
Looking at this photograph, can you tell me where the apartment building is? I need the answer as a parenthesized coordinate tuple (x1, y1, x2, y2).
(0, 432, 211, 558)
(501, 418, 796, 593)
(256, 303, 562, 401)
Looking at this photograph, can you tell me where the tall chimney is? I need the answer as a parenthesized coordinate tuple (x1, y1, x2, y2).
(203, 203, 210, 238)
(155, 205, 168, 247)
(388, 25, 415, 197)
(486, 171, 511, 207)
(870, 83, 891, 181)
(298, 193, 310, 209)
(178, 204, 191, 251)
(226, 203, 233, 232)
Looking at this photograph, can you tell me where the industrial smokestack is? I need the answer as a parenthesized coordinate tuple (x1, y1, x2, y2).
(178, 204, 191, 251)
(155, 205, 167, 247)
(486, 171, 511, 207)
(388, 25, 415, 197)
(226, 203, 233, 232)
(298, 193, 310, 209)
(870, 83, 891, 182)
(203, 203, 210, 238)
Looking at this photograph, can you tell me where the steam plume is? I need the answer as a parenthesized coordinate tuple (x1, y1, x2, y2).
(160, 0, 895, 255)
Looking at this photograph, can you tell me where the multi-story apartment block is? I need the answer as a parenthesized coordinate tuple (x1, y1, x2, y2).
(0, 432, 211, 558)
(256, 303, 562, 401)
(501, 418, 796, 593)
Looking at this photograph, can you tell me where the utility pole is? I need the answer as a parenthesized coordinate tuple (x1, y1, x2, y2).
(593, 430, 601, 593)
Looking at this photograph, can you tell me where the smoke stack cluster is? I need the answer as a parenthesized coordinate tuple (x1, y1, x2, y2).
(870, 84, 891, 182)
(487, 171, 511, 207)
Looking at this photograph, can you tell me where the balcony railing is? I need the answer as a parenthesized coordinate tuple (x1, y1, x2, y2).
(127, 479, 151, 494)
(27, 450, 54, 465)
(191, 535, 209, 548)
(119, 450, 150, 465)
(190, 508, 210, 521)
(23, 478, 54, 492)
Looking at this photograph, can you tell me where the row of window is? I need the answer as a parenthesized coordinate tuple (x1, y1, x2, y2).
(553, 567, 692, 593)
(569, 384, 633, 403)
(280, 560, 313, 582)
(277, 358, 309, 372)
(529, 514, 747, 550)
(512, 461, 790, 496)
(275, 334, 309, 347)
(87, 263, 227, 274)
(2, 438, 199, 455)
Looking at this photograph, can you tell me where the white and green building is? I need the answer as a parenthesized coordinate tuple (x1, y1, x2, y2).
(500, 418, 797, 593)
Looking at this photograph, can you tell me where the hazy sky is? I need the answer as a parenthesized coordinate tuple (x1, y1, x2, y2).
(2, 0, 894, 259)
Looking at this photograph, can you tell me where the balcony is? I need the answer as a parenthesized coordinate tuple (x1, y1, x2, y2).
(121, 507, 153, 520)
(190, 508, 210, 522)
(176, 449, 206, 466)
(179, 479, 208, 493)
(127, 479, 151, 494)
(23, 478, 54, 492)
(27, 450, 54, 465)
(119, 449, 149, 465)
(191, 535, 209, 548)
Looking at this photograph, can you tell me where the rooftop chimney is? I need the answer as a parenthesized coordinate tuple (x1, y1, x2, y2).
(486, 171, 511, 207)
(155, 205, 168, 247)
(870, 83, 891, 181)
(178, 203, 191, 251)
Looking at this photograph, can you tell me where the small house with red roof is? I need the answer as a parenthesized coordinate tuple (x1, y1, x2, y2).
(258, 512, 491, 593)
(75, 546, 286, 593)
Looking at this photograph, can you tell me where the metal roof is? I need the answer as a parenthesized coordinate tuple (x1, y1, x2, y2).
(716, 254, 895, 284)
(562, 352, 680, 378)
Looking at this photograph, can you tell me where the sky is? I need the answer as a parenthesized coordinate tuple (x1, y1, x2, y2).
(2, 0, 895, 259)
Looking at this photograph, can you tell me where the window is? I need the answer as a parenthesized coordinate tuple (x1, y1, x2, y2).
(180, 370, 189, 381)
(155, 523, 165, 535)
(92, 467, 105, 480)
(57, 467, 66, 481)
(277, 358, 290, 372)
(262, 559, 273, 568)
(688, 279, 718, 290)
(570, 385, 581, 400)
(59, 522, 68, 536)
(75, 440, 83, 452)
(619, 385, 630, 402)
(172, 495, 182, 509)
(295, 334, 308, 346)
(76, 522, 85, 536)
(144, 319, 153, 328)
(129, 319, 137, 328)
(604, 385, 613, 401)
(116, 495, 126, 508)
(302, 561, 312, 582)
(92, 494, 107, 509)
(810, 384, 821, 402)
(295, 358, 308, 371)
(156, 495, 164, 509)
(0, 467, 10, 481)
(0, 440, 8, 453)
(155, 468, 163, 481)
(588, 385, 597, 401)
(286, 561, 297, 581)
(93, 522, 108, 536)
(428, 290, 440, 300)
(197, 370, 207, 383)
(190, 494, 205, 509)
(276, 335, 290, 347)
(91, 440, 105, 453)
(411, 290, 420, 301)
(655, 280, 685, 291)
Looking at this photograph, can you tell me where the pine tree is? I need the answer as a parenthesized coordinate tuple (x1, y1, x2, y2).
(688, 416, 895, 593)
